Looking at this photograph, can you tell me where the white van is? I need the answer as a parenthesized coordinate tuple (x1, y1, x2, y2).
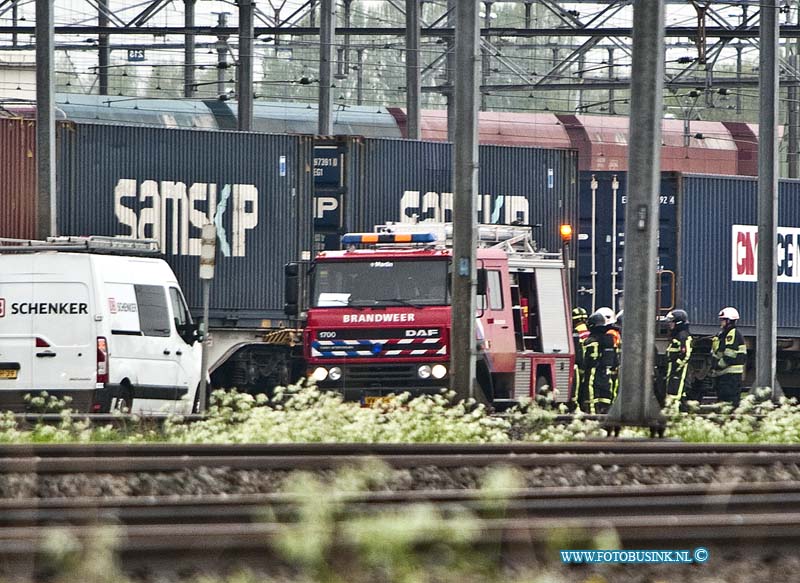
(0, 237, 202, 414)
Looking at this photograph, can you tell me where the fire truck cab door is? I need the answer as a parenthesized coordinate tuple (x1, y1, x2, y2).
(477, 266, 516, 374)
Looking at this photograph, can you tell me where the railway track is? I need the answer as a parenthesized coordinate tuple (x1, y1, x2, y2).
(1, 443, 800, 579)
(2, 480, 800, 579)
(2, 481, 800, 525)
(3, 441, 800, 471)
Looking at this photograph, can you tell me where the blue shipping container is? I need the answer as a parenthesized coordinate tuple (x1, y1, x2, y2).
(678, 174, 800, 337)
(313, 138, 579, 258)
(57, 123, 315, 327)
(576, 171, 679, 314)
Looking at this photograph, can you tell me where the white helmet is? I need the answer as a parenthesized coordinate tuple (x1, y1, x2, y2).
(595, 307, 616, 325)
(718, 307, 740, 321)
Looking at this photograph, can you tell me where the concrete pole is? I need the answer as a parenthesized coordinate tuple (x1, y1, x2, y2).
(342, 0, 351, 72)
(450, 0, 479, 402)
(480, 2, 492, 111)
(36, 0, 56, 239)
(11, 0, 18, 47)
(319, 0, 335, 135)
(356, 48, 364, 105)
(237, 0, 254, 130)
(577, 52, 585, 111)
(216, 13, 229, 96)
(608, 47, 616, 114)
(446, 0, 456, 141)
(735, 45, 743, 114)
(406, 0, 421, 139)
(274, 7, 281, 47)
(98, 0, 109, 95)
(790, 53, 798, 178)
(756, 0, 779, 392)
(184, 0, 196, 97)
(605, 0, 665, 429)
(789, 6, 800, 178)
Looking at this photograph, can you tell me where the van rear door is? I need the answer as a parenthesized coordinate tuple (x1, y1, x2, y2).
(0, 282, 34, 390)
(30, 282, 96, 392)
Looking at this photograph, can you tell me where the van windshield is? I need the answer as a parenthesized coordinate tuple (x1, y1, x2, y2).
(312, 260, 450, 308)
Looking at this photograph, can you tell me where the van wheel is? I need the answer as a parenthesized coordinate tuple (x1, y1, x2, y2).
(114, 384, 134, 413)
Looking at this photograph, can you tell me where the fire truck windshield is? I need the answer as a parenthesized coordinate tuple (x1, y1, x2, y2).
(312, 260, 450, 308)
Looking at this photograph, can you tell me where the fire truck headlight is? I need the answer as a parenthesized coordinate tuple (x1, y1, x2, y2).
(329, 366, 343, 381)
(417, 365, 432, 379)
(311, 367, 329, 381)
(431, 364, 447, 379)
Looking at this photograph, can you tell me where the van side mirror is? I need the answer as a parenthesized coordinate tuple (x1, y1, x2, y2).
(176, 318, 200, 345)
(285, 262, 300, 317)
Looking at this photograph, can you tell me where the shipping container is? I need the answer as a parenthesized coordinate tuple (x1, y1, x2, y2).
(2, 121, 577, 328)
(677, 174, 800, 337)
(56, 123, 315, 327)
(573, 171, 800, 338)
(312, 137, 579, 260)
(576, 171, 679, 314)
(0, 118, 37, 240)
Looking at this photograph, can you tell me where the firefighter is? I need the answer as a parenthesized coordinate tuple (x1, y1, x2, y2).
(596, 307, 621, 400)
(570, 307, 590, 410)
(711, 307, 747, 408)
(662, 309, 693, 406)
(582, 312, 615, 414)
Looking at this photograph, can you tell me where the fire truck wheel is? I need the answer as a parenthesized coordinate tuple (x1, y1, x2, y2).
(476, 359, 494, 402)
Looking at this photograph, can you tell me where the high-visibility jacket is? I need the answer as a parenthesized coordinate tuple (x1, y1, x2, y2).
(583, 329, 615, 413)
(573, 322, 589, 368)
(571, 321, 590, 405)
(607, 327, 621, 350)
(711, 326, 746, 376)
(666, 329, 692, 399)
(604, 326, 621, 399)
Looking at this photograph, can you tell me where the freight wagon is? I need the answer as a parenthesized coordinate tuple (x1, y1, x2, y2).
(0, 119, 577, 395)
(6, 94, 763, 177)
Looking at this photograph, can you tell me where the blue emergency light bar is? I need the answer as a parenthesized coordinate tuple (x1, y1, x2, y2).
(341, 232, 437, 245)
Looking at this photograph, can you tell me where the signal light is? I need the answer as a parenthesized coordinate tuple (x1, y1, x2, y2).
(560, 224, 573, 242)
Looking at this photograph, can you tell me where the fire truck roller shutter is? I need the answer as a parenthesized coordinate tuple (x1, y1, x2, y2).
(535, 269, 571, 353)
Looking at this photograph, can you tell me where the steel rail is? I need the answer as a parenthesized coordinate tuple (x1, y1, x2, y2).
(5, 480, 800, 508)
(3, 484, 800, 526)
(2, 449, 800, 474)
(2, 441, 800, 457)
(1, 514, 799, 559)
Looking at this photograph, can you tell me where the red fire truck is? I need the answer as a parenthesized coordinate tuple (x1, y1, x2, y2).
(284, 223, 574, 406)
